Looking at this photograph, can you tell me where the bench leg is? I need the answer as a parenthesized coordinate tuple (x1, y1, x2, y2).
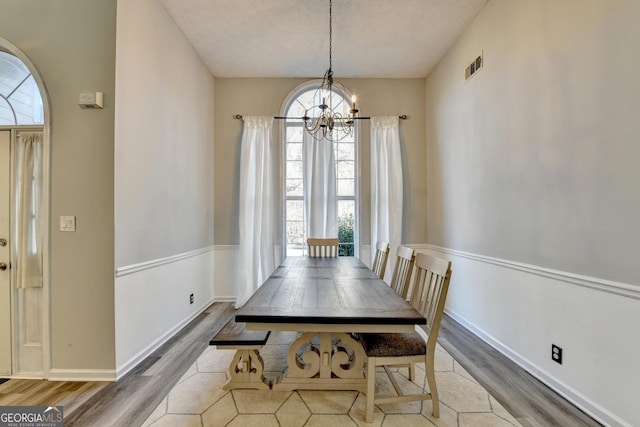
(224, 348, 270, 390)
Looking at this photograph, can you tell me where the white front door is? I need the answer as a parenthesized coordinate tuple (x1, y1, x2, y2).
(0, 131, 11, 375)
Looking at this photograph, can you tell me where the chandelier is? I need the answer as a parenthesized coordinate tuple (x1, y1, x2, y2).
(303, 0, 358, 142)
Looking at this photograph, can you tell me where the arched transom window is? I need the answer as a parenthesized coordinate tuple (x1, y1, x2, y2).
(0, 50, 44, 125)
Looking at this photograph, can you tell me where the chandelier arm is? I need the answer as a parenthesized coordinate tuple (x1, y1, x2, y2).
(234, 115, 408, 121)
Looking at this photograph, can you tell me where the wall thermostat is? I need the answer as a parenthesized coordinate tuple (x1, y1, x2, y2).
(78, 92, 103, 109)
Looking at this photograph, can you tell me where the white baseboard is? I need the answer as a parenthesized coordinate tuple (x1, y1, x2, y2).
(535, 365, 630, 427)
(445, 307, 540, 375)
(445, 307, 630, 427)
(48, 369, 117, 382)
(115, 297, 214, 380)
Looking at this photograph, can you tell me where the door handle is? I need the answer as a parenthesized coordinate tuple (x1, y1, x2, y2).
(0, 238, 6, 247)
(0, 262, 7, 271)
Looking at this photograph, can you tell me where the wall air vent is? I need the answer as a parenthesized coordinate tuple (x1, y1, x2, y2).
(465, 52, 483, 81)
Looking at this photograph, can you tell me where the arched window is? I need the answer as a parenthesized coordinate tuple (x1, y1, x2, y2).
(283, 83, 358, 256)
(0, 50, 44, 125)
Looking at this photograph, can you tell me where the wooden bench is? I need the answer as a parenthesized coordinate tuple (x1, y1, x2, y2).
(209, 318, 271, 390)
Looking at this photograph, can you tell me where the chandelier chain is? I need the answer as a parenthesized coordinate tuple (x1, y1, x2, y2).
(329, 0, 333, 71)
(303, 0, 358, 142)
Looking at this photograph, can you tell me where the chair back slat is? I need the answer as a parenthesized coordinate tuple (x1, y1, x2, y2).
(371, 241, 390, 279)
(408, 253, 452, 347)
(389, 246, 415, 299)
(307, 238, 339, 258)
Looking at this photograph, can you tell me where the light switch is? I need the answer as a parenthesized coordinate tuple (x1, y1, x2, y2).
(60, 216, 76, 232)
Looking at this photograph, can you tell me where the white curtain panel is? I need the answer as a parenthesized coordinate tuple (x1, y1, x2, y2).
(237, 116, 277, 308)
(303, 131, 337, 239)
(371, 116, 403, 281)
(14, 131, 43, 289)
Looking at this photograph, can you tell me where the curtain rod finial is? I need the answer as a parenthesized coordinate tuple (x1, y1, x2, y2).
(235, 114, 243, 120)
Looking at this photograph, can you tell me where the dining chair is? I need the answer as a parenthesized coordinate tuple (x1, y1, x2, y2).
(388, 246, 415, 299)
(379, 246, 417, 381)
(371, 241, 390, 279)
(307, 238, 339, 257)
(360, 252, 452, 423)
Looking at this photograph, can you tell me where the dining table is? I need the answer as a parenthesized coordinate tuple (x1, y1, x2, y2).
(235, 256, 426, 392)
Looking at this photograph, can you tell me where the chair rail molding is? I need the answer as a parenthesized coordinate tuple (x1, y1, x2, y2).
(115, 246, 214, 277)
(415, 244, 640, 301)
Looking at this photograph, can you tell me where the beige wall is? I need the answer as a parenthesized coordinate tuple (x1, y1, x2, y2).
(426, 0, 640, 285)
(0, 0, 116, 370)
(213, 79, 296, 246)
(114, 0, 215, 374)
(214, 78, 426, 247)
(425, 1, 640, 424)
(114, 0, 215, 267)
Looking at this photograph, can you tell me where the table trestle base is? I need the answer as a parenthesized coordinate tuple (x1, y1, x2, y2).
(271, 331, 366, 392)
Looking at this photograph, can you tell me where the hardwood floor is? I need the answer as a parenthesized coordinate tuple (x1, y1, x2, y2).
(0, 378, 107, 414)
(63, 303, 236, 427)
(0, 303, 236, 427)
(438, 315, 602, 427)
(0, 302, 602, 426)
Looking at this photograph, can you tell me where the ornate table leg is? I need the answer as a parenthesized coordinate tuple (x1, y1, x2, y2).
(272, 332, 367, 392)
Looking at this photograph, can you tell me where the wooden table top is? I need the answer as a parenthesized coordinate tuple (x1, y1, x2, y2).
(235, 256, 426, 327)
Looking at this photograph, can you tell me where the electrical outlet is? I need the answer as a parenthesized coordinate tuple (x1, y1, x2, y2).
(552, 344, 563, 364)
(190, 293, 194, 305)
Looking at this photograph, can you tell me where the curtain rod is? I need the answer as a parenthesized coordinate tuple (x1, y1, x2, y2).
(234, 114, 407, 120)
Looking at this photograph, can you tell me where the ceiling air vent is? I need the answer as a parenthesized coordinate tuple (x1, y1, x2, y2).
(465, 52, 483, 81)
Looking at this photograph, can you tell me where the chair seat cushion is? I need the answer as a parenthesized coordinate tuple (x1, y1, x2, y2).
(359, 332, 426, 357)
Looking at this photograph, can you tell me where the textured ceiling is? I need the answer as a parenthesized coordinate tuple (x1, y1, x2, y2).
(158, 0, 488, 78)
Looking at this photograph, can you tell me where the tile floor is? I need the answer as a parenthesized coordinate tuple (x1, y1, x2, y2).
(142, 329, 522, 426)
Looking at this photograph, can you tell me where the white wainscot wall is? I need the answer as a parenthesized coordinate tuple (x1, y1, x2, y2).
(115, 248, 214, 379)
(213, 245, 286, 303)
(417, 245, 640, 427)
(213, 246, 240, 302)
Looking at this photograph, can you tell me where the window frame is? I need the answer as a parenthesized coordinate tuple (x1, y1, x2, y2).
(280, 80, 360, 257)
(0, 50, 44, 126)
